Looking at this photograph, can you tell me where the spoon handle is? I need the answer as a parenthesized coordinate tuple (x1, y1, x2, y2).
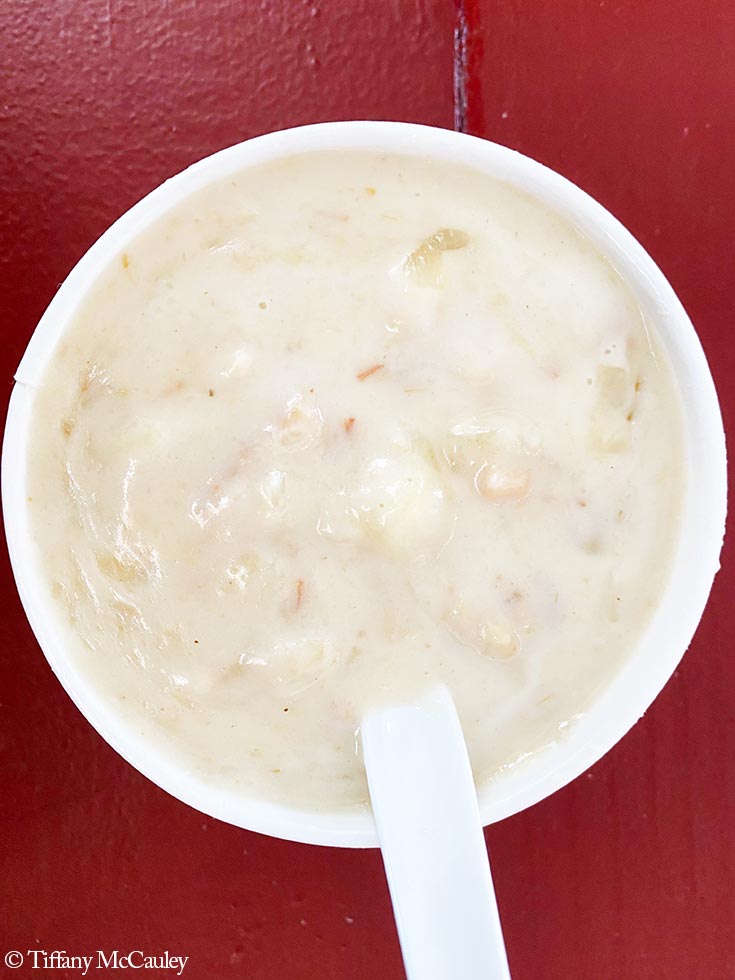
(362, 686, 511, 980)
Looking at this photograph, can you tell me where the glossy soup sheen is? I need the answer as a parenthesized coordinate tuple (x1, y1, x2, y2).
(26, 151, 684, 812)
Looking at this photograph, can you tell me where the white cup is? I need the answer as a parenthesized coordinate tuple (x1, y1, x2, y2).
(2, 121, 727, 847)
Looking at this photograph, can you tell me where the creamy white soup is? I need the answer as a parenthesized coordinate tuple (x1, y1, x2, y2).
(26, 151, 684, 812)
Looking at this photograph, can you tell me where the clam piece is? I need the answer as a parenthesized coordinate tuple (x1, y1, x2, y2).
(267, 392, 325, 452)
(445, 412, 538, 503)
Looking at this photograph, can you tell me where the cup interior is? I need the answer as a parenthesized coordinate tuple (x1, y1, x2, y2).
(2, 121, 726, 847)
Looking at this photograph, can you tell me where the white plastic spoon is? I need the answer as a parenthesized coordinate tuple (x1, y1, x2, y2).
(362, 685, 511, 980)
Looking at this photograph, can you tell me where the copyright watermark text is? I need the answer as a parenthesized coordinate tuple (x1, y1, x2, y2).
(4, 950, 188, 975)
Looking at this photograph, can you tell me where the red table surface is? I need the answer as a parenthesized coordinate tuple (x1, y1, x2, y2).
(1, 2, 733, 978)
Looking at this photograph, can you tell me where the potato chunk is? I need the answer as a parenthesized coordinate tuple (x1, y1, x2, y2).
(242, 634, 337, 697)
(589, 365, 638, 453)
(318, 435, 452, 559)
(475, 463, 530, 502)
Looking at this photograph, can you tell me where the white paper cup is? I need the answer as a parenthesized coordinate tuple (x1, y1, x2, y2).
(2, 122, 727, 846)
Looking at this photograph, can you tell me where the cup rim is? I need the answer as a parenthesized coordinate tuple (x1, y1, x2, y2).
(2, 120, 727, 847)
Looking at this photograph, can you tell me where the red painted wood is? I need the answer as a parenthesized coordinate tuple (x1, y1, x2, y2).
(458, 2, 735, 978)
(0, 3, 453, 979)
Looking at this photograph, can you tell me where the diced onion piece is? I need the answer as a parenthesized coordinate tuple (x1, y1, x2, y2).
(446, 412, 541, 471)
(401, 228, 469, 287)
(226, 554, 260, 591)
(220, 348, 254, 378)
(258, 469, 288, 518)
(477, 621, 518, 659)
(446, 601, 519, 661)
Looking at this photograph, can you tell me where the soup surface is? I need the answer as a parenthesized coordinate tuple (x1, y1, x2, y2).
(26, 151, 684, 811)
